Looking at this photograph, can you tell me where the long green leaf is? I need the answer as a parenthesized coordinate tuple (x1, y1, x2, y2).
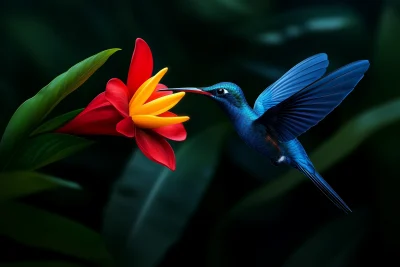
(282, 211, 368, 267)
(231, 98, 400, 215)
(0, 202, 113, 266)
(0, 171, 81, 201)
(102, 123, 230, 267)
(31, 109, 84, 136)
(0, 261, 87, 267)
(6, 133, 93, 171)
(0, 48, 120, 168)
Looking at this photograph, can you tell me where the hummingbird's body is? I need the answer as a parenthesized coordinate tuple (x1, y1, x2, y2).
(217, 93, 282, 160)
(164, 54, 370, 213)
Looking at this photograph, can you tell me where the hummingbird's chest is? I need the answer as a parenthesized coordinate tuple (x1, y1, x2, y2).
(221, 103, 282, 159)
(234, 120, 282, 159)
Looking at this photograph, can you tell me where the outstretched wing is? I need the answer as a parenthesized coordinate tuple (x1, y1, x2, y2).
(253, 53, 329, 115)
(255, 60, 370, 142)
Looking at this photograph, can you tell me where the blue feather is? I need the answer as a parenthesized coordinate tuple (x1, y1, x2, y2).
(253, 53, 329, 115)
(296, 160, 352, 213)
(284, 139, 351, 213)
(257, 60, 370, 142)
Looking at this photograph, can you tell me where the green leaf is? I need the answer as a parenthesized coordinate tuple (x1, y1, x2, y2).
(0, 201, 113, 266)
(0, 48, 120, 169)
(6, 133, 94, 171)
(231, 98, 400, 215)
(0, 171, 81, 202)
(102, 123, 230, 267)
(0, 261, 87, 267)
(282, 211, 368, 267)
(31, 109, 84, 136)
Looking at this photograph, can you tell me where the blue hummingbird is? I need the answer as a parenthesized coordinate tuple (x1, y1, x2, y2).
(161, 54, 370, 213)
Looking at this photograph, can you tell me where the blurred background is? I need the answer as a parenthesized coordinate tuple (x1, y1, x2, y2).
(1, 0, 400, 266)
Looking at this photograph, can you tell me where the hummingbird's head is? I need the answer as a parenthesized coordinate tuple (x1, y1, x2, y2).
(160, 82, 246, 108)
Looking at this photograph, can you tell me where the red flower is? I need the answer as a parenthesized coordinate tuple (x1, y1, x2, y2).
(57, 38, 189, 170)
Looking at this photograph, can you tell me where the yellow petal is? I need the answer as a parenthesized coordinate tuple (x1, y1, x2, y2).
(129, 68, 168, 115)
(129, 77, 152, 109)
(135, 92, 186, 116)
(132, 115, 190, 129)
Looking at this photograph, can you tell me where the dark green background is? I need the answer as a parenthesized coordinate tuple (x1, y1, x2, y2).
(0, 0, 399, 266)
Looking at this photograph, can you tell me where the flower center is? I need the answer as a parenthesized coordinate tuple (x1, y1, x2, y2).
(127, 68, 189, 129)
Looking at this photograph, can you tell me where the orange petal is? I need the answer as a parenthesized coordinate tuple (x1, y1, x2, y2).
(135, 92, 185, 116)
(132, 115, 189, 129)
(129, 68, 168, 115)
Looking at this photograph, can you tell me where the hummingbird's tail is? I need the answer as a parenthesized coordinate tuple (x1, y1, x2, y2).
(293, 160, 352, 213)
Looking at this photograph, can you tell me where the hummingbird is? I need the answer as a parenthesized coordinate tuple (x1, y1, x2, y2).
(161, 54, 370, 213)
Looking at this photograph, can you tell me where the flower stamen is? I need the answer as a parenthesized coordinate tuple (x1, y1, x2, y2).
(135, 92, 186, 116)
(129, 68, 168, 115)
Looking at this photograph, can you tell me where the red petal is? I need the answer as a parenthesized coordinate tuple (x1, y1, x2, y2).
(80, 92, 111, 115)
(127, 38, 153, 97)
(116, 117, 135, 137)
(105, 78, 129, 117)
(135, 129, 176, 171)
(146, 83, 173, 103)
(152, 112, 187, 141)
(57, 105, 123, 136)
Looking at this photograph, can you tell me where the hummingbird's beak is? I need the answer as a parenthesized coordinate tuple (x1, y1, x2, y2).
(158, 87, 212, 96)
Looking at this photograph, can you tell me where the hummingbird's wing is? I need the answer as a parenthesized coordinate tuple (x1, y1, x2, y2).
(253, 53, 329, 116)
(255, 60, 370, 142)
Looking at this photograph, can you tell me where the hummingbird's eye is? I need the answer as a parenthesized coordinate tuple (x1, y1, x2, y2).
(216, 88, 228, 95)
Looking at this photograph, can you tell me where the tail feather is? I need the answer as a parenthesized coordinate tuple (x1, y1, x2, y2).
(295, 162, 352, 213)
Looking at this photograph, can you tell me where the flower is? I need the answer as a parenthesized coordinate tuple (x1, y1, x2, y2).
(57, 38, 189, 170)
